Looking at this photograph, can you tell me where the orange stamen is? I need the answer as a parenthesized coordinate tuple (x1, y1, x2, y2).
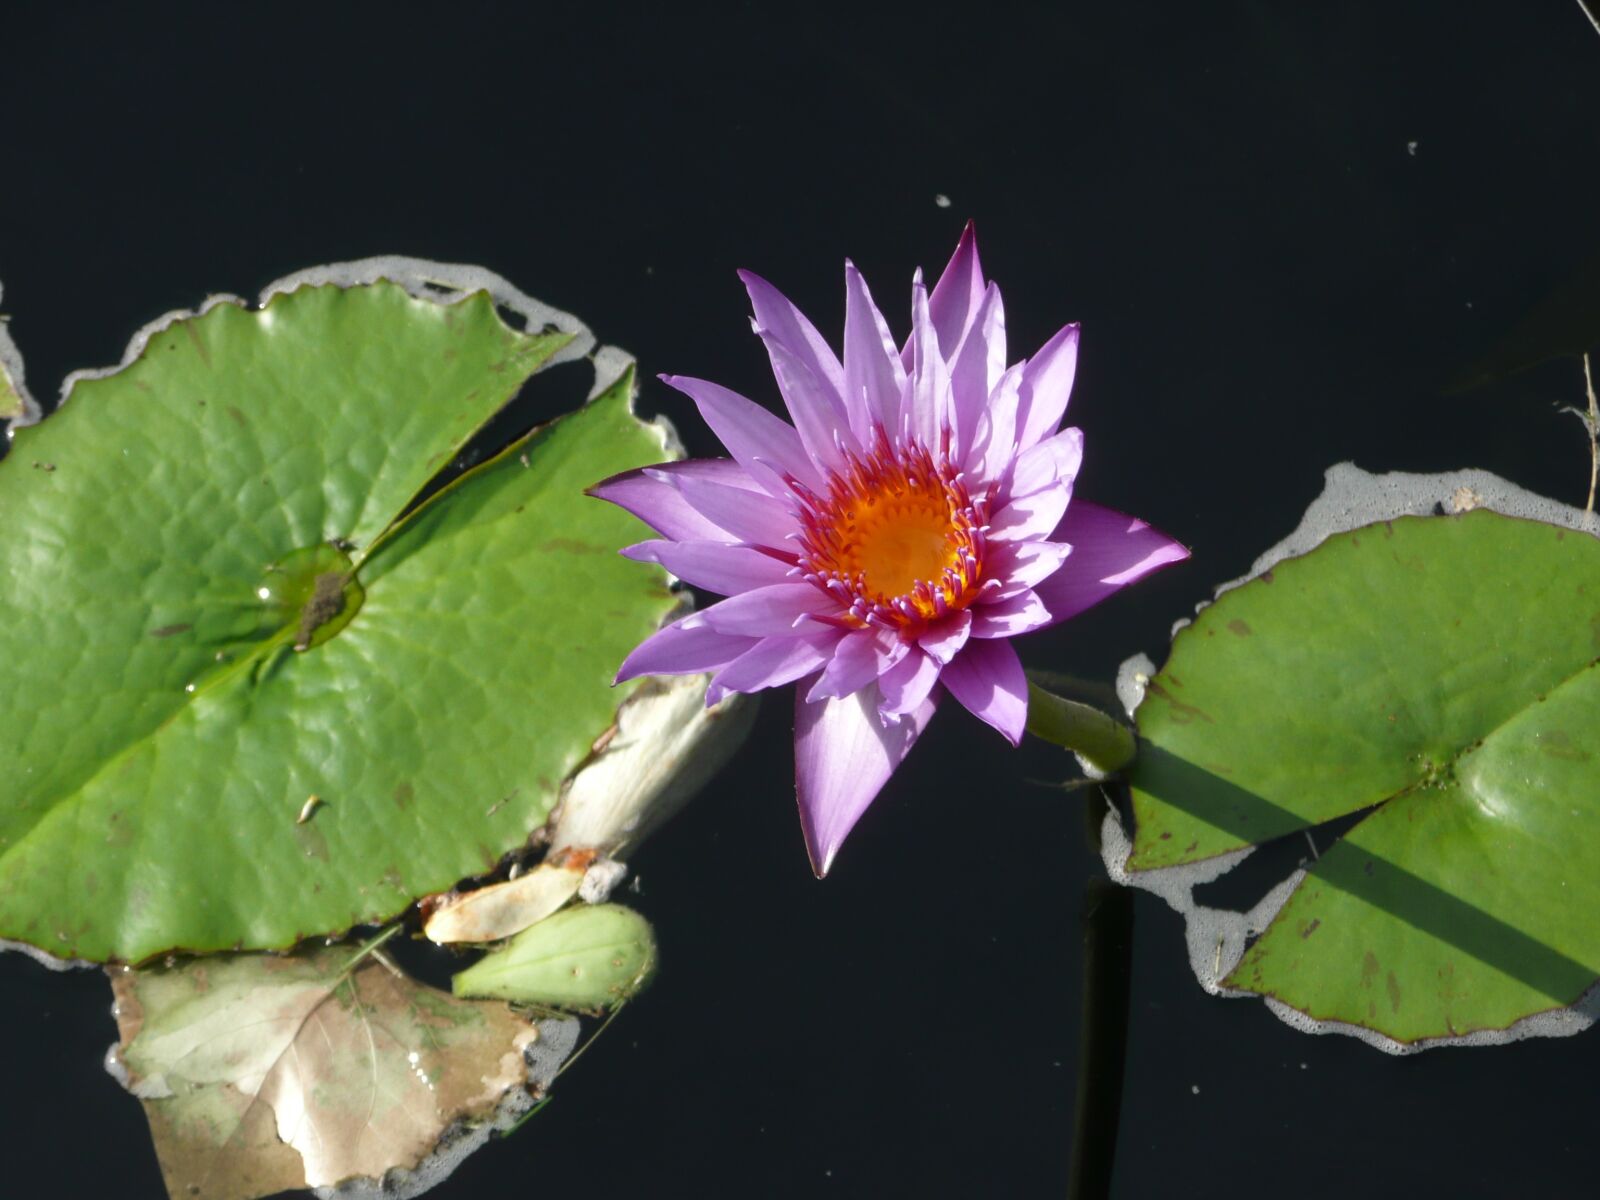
(796, 432, 989, 632)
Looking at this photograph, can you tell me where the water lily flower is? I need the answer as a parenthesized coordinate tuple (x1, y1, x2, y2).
(591, 226, 1188, 875)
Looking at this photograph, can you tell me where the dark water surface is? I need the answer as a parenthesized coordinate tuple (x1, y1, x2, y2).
(4, 4, 1599, 1197)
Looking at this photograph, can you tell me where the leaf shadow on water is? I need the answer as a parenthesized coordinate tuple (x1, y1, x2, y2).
(1131, 742, 1598, 1006)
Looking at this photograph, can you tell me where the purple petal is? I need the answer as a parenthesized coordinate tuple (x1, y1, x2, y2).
(738, 269, 846, 408)
(707, 630, 841, 704)
(843, 261, 908, 438)
(661, 374, 824, 494)
(670, 472, 798, 550)
(1009, 426, 1084, 499)
(756, 330, 857, 471)
(940, 638, 1028, 745)
(946, 282, 1005, 463)
(689, 581, 836, 637)
(983, 540, 1073, 599)
(806, 628, 909, 702)
(622, 539, 796, 595)
(988, 476, 1075, 543)
(970, 588, 1054, 638)
(878, 646, 941, 716)
(616, 617, 756, 682)
(966, 361, 1023, 480)
(909, 271, 954, 451)
(1015, 323, 1081, 452)
(795, 685, 938, 876)
(924, 220, 988, 360)
(1033, 500, 1191, 623)
(588, 458, 764, 542)
(918, 608, 972, 664)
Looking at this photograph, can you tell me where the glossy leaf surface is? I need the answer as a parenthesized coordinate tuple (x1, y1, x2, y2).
(0, 282, 676, 962)
(1127, 511, 1600, 1041)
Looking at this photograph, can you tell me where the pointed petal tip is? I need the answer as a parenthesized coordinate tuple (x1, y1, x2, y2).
(806, 837, 835, 879)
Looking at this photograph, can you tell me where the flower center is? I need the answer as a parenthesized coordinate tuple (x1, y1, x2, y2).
(795, 435, 988, 631)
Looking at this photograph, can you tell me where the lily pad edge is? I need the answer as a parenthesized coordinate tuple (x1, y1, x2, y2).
(0, 259, 693, 971)
(1102, 462, 1600, 1055)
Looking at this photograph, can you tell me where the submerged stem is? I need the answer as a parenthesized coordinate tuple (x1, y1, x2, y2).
(1067, 872, 1134, 1200)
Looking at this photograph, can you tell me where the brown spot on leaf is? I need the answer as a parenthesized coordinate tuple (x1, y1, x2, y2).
(1227, 619, 1252, 637)
(539, 537, 606, 555)
(1146, 680, 1214, 725)
(149, 623, 193, 638)
(393, 782, 414, 810)
(1538, 730, 1589, 762)
(183, 321, 211, 367)
(226, 405, 247, 426)
(1386, 970, 1402, 1013)
(1300, 918, 1321, 940)
(1361, 950, 1380, 985)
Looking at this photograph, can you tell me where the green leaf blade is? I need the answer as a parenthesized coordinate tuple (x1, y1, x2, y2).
(1127, 509, 1600, 1041)
(0, 281, 674, 963)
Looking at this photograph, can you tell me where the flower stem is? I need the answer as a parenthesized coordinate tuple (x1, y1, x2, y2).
(1025, 680, 1137, 775)
(1066, 870, 1134, 1200)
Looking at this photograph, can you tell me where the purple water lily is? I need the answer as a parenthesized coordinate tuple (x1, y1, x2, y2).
(591, 226, 1188, 875)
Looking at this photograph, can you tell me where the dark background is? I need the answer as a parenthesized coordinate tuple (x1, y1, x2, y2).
(4, 3, 1599, 1197)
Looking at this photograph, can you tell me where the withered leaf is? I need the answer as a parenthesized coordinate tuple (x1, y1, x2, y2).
(109, 945, 543, 1200)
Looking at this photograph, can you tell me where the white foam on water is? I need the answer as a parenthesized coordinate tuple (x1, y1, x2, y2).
(0, 280, 41, 432)
(1104, 463, 1600, 1053)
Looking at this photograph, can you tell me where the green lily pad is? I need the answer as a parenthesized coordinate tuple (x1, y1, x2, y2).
(1125, 499, 1600, 1044)
(0, 276, 677, 963)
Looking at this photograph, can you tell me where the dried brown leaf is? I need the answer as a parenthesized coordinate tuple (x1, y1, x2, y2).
(108, 945, 542, 1200)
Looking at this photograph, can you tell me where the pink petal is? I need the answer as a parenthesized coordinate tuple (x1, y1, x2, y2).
(1033, 500, 1191, 623)
(707, 630, 842, 704)
(738, 269, 847, 408)
(940, 638, 1028, 745)
(924, 220, 988, 361)
(622, 539, 796, 595)
(661, 374, 824, 495)
(688, 581, 836, 637)
(616, 617, 757, 682)
(806, 628, 909, 703)
(670, 472, 798, 550)
(988, 476, 1075, 543)
(966, 362, 1024, 480)
(877, 646, 941, 716)
(908, 271, 954, 451)
(843, 260, 908, 438)
(1015, 323, 1081, 452)
(983, 540, 1073, 599)
(795, 684, 938, 876)
(587, 458, 765, 542)
(918, 608, 972, 664)
(946, 282, 1005, 463)
(970, 588, 1054, 638)
(1009, 426, 1084, 499)
(756, 331, 858, 472)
